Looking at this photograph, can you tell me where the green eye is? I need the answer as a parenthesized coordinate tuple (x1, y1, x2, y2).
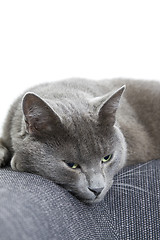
(101, 154, 113, 163)
(67, 163, 80, 169)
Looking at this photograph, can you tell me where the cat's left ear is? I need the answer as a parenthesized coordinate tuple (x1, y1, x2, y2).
(97, 86, 126, 126)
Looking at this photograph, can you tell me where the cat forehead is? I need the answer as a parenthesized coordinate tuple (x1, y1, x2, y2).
(63, 122, 114, 156)
(46, 100, 114, 144)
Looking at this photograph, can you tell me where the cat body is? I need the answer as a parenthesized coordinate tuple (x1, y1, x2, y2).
(0, 78, 160, 203)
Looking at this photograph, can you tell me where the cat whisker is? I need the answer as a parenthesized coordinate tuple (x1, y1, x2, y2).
(113, 182, 154, 196)
(115, 169, 155, 180)
(112, 186, 136, 195)
(117, 161, 152, 178)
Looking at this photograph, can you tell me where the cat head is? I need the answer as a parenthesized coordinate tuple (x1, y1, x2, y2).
(14, 85, 126, 204)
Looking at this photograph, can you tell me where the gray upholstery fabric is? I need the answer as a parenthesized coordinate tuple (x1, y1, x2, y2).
(0, 160, 159, 240)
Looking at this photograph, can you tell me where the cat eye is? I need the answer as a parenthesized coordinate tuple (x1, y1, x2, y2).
(66, 162, 80, 169)
(101, 154, 113, 163)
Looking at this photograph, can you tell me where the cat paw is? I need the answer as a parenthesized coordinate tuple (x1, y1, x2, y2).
(11, 154, 24, 171)
(0, 145, 10, 167)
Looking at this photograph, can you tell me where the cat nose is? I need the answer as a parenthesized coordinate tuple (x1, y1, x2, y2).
(88, 187, 104, 196)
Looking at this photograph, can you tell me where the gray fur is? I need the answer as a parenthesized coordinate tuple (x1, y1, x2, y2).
(0, 78, 160, 203)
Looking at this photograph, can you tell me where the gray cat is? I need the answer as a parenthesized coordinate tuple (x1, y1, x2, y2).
(0, 78, 160, 203)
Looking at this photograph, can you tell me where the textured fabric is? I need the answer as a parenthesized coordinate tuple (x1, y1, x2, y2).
(0, 160, 159, 240)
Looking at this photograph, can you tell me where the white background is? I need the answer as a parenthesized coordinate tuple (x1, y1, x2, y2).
(0, 0, 160, 133)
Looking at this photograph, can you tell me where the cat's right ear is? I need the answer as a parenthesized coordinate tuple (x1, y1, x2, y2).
(22, 93, 61, 135)
(95, 86, 126, 127)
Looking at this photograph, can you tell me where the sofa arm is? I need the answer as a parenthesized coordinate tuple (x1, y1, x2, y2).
(0, 159, 159, 240)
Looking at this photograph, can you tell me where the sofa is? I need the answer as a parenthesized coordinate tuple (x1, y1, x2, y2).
(0, 159, 159, 240)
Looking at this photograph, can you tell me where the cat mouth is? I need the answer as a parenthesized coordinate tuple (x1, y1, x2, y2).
(76, 194, 103, 204)
(72, 193, 97, 204)
(82, 197, 103, 204)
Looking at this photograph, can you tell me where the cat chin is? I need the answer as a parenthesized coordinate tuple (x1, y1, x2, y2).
(81, 193, 108, 204)
(83, 197, 103, 204)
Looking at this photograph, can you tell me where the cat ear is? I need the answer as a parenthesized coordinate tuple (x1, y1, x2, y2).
(97, 86, 126, 126)
(22, 93, 61, 135)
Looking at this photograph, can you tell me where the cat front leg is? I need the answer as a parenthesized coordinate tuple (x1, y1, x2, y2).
(11, 154, 24, 172)
(0, 138, 10, 167)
